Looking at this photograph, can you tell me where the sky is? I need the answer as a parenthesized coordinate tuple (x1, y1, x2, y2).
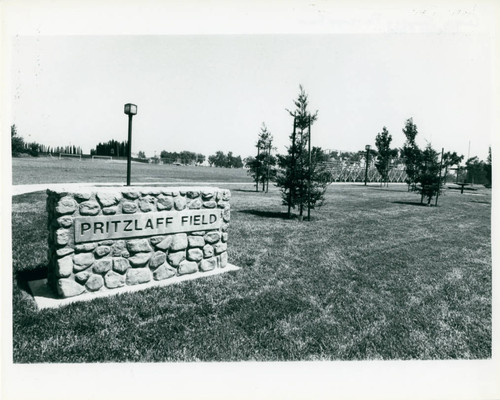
(11, 33, 493, 161)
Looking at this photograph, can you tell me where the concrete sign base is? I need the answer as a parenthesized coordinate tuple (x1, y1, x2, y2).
(28, 263, 240, 309)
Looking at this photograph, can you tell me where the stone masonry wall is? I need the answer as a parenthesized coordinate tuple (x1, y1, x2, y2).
(46, 186, 230, 298)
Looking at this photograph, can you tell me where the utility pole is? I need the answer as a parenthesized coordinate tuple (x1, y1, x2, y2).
(435, 147, 444, 206)
(307, 116, 312, 221)
(364, 145, 371, 186)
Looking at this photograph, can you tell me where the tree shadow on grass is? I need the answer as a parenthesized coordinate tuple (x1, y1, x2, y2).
(233, 189, 259, 193)
(238, 209, 291, 219)
(469, 199, 491, 205)
(369, 188, 410, 193)
(15, 263, 48, 294)
(447, 185, 479, 191)
(238, 209, 320, 221)
(391, 201, 429, 207)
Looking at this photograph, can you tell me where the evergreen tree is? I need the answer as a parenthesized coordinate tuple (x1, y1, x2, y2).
(415, 144, 444, 205)
(226, 151, 235, 168)
(442, 151, 464, 182)
(92, 140, 128, 157)
(11, 125, 26, 155)
(247, 123, 276, 192)
(465, 156, 488, 185)
(28, 142, 40, 156)
(374, 126, 398, 186)
(401, 118, 421, 191)
(276, 85, 327, 219)
(485, 147, 492, 187)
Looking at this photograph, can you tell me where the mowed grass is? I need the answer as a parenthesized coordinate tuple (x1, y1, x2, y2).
(12, 182, 491, 362)
(12, 157, 252, 185)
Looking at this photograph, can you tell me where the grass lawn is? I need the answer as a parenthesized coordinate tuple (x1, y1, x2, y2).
(12, 157, 252, 185)
(11, 179, 491, 362)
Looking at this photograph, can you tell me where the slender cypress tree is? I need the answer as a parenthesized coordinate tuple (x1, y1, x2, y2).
(401, 118, 421, 191)
(246, 123, 276, 192)
(375, 127, 398, 186)
(276, 85, 328, 219)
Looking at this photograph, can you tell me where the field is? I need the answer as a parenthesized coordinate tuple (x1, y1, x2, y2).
(11, 157, 252, 185)
(11, 158, 491, 362)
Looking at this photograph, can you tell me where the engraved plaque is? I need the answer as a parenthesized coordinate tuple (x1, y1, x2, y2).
(74, 209, 222, 243)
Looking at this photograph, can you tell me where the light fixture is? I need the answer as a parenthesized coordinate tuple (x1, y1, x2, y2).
(124, 103, 137, 116)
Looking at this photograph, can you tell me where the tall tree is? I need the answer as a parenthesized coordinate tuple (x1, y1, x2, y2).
(401, 118, 421, 191)
(259, 125, 276, 192)
(196, 153, 206, 165)
(226, 151, 234, 168)
(28, 142, 40, 157)
(92, 139, 128, 157)
(247, 123, 276, 192)
(11, 125, 26, 156)
(207, 155, 215, 167)
(207, 151, 243, 168)
(158, 150, 200, 164)
(212, 151, 227, 167)
(442, 151, 464, 183)
(485, 147, 492, 187)
(465, 156, 488, 185)
(414, 144, 444, 205)
(276, 85, 327, 219)
(374, 126, 398, 186)
(230, 154, 243, 168)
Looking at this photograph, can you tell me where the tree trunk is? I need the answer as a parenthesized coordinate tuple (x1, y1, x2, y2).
(287, 188, 291, 218)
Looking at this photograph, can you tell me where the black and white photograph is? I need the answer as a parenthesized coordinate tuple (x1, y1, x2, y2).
(2, 1, 499, 399)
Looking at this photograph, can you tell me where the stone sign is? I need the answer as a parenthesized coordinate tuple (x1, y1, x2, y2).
(46, 186, 231, 299)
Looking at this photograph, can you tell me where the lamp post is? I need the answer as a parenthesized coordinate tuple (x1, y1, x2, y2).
(288, 117, 297, 218)
(364, 144, 371, 186)
(124, 103, 137, 186)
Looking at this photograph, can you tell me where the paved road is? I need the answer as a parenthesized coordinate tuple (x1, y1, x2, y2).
(10, 182, 256, 196)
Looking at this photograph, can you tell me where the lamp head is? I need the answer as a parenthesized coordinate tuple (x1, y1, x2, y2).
(124, 103, 137, 115)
